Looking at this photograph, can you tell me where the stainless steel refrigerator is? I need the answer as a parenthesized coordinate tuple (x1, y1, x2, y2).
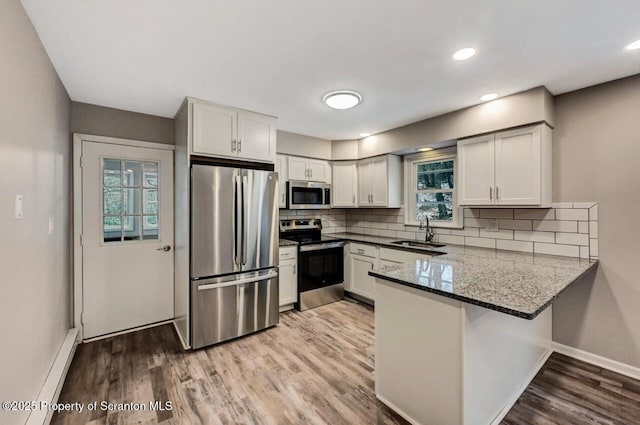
(190, 164, 279, 349)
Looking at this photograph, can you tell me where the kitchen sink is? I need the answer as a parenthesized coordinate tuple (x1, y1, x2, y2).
(391, 240, 447, 248)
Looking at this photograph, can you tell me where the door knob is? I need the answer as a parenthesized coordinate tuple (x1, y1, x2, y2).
(157, 245, 171, 252)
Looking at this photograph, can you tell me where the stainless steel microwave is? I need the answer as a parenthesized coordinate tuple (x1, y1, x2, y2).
(287, 181, 331, 209)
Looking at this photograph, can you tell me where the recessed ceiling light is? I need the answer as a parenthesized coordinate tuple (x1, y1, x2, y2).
(626, 39, 640, 50)
(452, 47, 476, 61)
(323, 90, 362, 110)
(418, 147, 433, 152)
(480, 93, 498, 102)
(360, 133, 371, 138)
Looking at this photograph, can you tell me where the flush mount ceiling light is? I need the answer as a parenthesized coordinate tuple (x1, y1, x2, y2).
(480, 93, 498, 102)
(626, 39, 640, 50)
(452, 47, 476, 61)
(360, 132, 371, 138)
(418, 147, 433, 152)
(323, 90, 362, 110)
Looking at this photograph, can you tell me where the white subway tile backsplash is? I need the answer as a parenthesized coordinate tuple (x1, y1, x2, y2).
(438, 234, 465, 245)
(514, 230, 555, 243)
(534, 243, 580, 258)
(578, 221, 589, 234)
(480, 229, 514, 240)
(533, 220, 578, 233)
(497, 239, 534, 253)
(513, 209, 556, 220)
(451, 227, 480, 237)
(498, 219, 533, 231)
(465, 237, 496, 249)
(555, 208, 589, 221)
(555, 232, 589, 246)
(479, 209, 514, 219)
(335, 203, 598, 260)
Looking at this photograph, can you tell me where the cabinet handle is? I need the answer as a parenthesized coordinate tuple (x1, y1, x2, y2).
(357, 249, 365, 254)
(232, 139, 237, 152)
(489, 186, 493, 201)
(496, 186, 499, 200)
(282, 193, 285, 203)
(353, 194, 355, 204)
(238, 139, 242, 152)
(293, 264, 296, 274)
(310, 169, 313, 178)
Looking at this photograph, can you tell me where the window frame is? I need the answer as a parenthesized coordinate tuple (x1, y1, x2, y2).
(403, 150, 463, 229)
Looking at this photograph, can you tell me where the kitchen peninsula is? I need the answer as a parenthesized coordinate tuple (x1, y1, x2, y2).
(368, 244, 597, 425)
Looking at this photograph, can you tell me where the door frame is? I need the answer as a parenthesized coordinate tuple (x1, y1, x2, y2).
(72, 133, 175, 341)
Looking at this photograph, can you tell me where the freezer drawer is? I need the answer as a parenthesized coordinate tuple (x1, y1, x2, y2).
(191, 269, 279, 349)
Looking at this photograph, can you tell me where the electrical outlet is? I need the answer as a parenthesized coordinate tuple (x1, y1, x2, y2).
(484, 219, 499, 232)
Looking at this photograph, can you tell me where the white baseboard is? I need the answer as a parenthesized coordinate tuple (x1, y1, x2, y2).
(552, 342, 640, 380)
(26, 328, 79, 425)
(376, 394, 421, 425)
(490, 348, 553, 425)
(173, 320, 191, 350)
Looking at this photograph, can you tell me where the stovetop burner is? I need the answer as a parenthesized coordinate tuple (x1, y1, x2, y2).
(279, 219, 342, 245)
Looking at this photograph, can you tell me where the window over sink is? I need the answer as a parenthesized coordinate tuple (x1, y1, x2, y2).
(404, 148, 462, 228)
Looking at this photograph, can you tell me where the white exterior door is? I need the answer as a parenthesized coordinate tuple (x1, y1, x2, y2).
(458, 134, 496, 205)
(237, 110, 276, 162)
(332, 161, 358, 207)
(494, 126, 541, 205)
(81, 141, 174, 339)
(288, 156, 308, 181)
(192, 101, 237, 158)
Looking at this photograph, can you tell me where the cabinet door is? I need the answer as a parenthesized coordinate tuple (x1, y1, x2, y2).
(288, 156, 308, 181)
(357, 160, 372, 205)
(458, 135, 495, 205)
(350, 254, 376, 301)
(278, 259, 297, 307)
(192, 102, 237, 157)
(275, 155, 288, 208)
(494, 126, 541, 205)
(308, 159, 330, 183)
(370, 156, 389, 206)
(237, 111, 276, 162)
(332, 161, 357, 207)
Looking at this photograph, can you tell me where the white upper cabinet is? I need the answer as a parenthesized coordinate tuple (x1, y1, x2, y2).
(287, 156, 330, 183)
(190, 99, 276, 163)
(332, 161, 358, 207)
(275, 154, 288, 208)
(458, 134, 495, 205)
(457, 124, 551, 207)
(357, 155, 402, 208)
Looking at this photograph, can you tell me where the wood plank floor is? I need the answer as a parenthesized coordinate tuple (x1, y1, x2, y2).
(52, 299, 408, 425)
(52, 299, 640, 425)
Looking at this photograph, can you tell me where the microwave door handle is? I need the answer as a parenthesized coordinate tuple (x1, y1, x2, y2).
(242, 175, 248, 265)
(235, 176, 242, 266)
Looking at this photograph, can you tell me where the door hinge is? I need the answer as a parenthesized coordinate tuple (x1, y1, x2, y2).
(80, 156, 85, 168)
(80, 234, 84, 246)
(79, 311, 84, 325)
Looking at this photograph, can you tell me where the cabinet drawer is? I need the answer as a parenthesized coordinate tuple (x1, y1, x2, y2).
(379, 247, 430, 263)
(350, 243, 377, 258)
(279, 247, 297, 261)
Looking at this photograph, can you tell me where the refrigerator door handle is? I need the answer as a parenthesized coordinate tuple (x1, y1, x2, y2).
(197, 271, 279, 291)
(241, 175, 249, 265)
(234, 176, 243, 265)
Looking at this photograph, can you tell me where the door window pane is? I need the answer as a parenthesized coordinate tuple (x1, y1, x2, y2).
(103, 158, 160, 243)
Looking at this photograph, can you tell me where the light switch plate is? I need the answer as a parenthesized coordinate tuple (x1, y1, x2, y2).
(48, 216, 55, 235)
(15, 195, 23, 219)
(484, 219, 499, 232)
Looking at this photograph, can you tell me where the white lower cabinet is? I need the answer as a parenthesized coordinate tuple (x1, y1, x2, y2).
(345, 243, 432, 303)
(279, 247, 297, 311)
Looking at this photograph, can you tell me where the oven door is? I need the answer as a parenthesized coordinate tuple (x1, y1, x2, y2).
(287, 181, 331, 209)
(298, 242, 344, 292)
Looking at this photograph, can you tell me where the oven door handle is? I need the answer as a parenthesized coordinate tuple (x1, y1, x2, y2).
(299, 242, 345, 252)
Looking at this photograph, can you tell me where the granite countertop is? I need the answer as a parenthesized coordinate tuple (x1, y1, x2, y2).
(330, 232, 598, 320)
(279, 239, 299, 247)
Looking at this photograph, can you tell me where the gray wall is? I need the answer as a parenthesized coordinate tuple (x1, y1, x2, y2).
(0, 2, 71, 424)
(552, 74, 640, 367)
(277, 130, 332, 159)
(71, 101, 174, 145)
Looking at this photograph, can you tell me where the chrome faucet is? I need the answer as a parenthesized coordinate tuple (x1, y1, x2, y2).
(419, 215, 435, 243)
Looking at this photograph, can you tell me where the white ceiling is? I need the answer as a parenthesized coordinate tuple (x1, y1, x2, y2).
(21, 0, 640, 140)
